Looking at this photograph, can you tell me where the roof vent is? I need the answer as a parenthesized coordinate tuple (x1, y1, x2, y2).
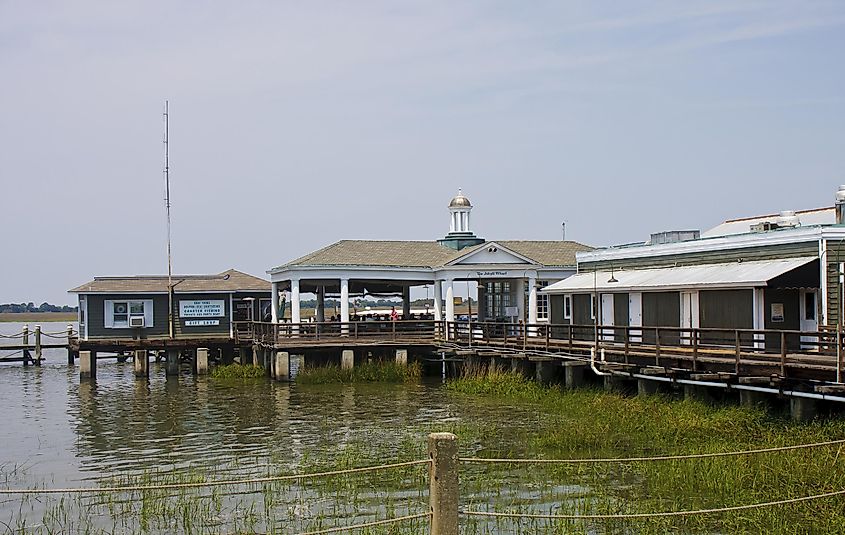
(775, 210, 800, 228)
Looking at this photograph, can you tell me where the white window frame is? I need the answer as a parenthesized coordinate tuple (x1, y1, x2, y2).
(590, 294, 596, 320)
(104, 299, 154, 329)
(536, 281, 549, 321)
(563, 295, 572, 320)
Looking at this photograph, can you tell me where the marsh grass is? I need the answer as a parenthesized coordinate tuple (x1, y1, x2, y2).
(296, 361, 422, 384)
(449, 362, 845, 534)
(210, 364, 266, 379)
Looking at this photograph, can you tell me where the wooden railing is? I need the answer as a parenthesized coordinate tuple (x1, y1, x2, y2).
(234, 320, 845, 378)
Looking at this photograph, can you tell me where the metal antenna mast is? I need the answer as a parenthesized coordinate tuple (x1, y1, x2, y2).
(164, 101, 174, 339)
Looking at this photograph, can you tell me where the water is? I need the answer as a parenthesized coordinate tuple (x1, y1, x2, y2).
(0, 321, 561, 534)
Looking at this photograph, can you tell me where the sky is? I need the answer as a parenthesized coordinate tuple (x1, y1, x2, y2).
(1, 1, 843, 304)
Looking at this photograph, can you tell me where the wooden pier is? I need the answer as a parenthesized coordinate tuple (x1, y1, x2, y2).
(0, 324, 76, 365)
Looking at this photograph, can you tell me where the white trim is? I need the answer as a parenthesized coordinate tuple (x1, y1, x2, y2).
(563, 295, 572, 320)
(229, 293, 234, 338)
(444, 241, 538, 267)
(820, 238, 828, 325)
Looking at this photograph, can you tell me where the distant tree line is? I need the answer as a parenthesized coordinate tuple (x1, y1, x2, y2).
(0, 302, 78, 313)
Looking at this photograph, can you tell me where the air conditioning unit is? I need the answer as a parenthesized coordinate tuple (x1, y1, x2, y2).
(129, 316, 145, 328)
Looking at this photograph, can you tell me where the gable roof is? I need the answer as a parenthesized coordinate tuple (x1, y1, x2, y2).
(69, 269, 270, 294)
(272, 239, 593, 271)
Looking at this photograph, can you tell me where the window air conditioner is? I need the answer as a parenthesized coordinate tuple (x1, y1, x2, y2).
(129, 316, 145, 328)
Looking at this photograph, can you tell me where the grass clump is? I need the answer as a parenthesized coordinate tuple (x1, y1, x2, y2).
(210, 363, 265, 379)
(297, 361, 422, 384)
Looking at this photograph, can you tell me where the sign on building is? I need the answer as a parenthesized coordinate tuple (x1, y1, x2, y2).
(185, 319, 220, 326)
(180, 300, 225, 318)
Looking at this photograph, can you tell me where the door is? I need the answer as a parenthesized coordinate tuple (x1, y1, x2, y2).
(799, 290, 819, 349)
(600, 294, 614, 341)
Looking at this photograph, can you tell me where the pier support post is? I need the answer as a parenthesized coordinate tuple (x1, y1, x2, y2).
(428, 432, 459, 535)
(535, 361, 557, 384)
(252, 345, 260, 367)
(740, 389, 769, 409)
(638, 378, 661, 396)
(790, 397, 818, 422)
(196, 348, 209, 375)
(80, 350, 96, 380)
(133, 349, 148, 378)
(166, 350, 180, 376)
(274, 351, 290, 381)
(395, 349, 408, 366)
(34, 325, 42, 366)
(563, 362, 585, 389)
(341, 350, 354, 370)
(603, 374, 628, 393)
(684, 384, 713, 403)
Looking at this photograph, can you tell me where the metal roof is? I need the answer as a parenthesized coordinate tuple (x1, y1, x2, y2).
(542, 257, 817, 293)
(69, 269, 270, 294)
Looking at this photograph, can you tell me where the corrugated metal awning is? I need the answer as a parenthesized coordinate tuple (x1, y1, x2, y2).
(542, 257, 817, 294)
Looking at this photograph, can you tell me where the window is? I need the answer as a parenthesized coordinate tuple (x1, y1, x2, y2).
(105, 299, 153, 328)
(536, 281, 549, 320)
(563, 295, 572, 320)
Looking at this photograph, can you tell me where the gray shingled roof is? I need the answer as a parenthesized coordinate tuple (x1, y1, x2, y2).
(273, 240, 593, 270)
(69, 269, 270, 294)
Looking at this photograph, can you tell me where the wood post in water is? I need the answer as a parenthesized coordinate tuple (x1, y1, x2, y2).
(34, 325, 42, 366)
(341, 349, 354, 370)
(79, 350, 96, 379)
(428, 432, 459, 535)
(22, 325, 30, 366)
(134, 349, 148, 378)
(395, 348, 408, 366)
(67, 324, 75, 365)
(166, 349, 179, 376)
(274, 351, 290, 381)
(252, 345, 260, 367)
(196, 348, 209, 375)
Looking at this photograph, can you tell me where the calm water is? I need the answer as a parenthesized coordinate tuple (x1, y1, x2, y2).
(0, 321, 563, 534)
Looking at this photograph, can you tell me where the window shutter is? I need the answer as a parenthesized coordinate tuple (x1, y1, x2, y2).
(104, 300, 114, 328)
(144, 299, 154, 327)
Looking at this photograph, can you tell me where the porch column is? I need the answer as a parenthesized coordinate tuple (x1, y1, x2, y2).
(402, 286, 411, 318)
(316, 286, 325, 323)
(271, 281, 280, 323)
(433, 281, 443, 321)
(515, 278, 526, 323)
(290, 278, 301, 335)
(445, 279, 455, 323)
(752, 288, 765, 349)
(527, 275, 538, 336)
(340, 278, 350, 334)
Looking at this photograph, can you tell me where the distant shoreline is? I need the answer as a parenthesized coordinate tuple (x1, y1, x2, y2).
(0, 312, 77, 323)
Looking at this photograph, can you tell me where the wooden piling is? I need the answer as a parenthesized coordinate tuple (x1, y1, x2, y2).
(22, 325, 30, 366)
(79, 350, 96, 379)
(134, 349, 148, 378)
(196, 348, 209, 375)
(274, 351, 290, 381)
(428, 432, 459, 535)
(166, 349, 179, 376)
(67, 324, 75, 365)
(34, 325, 42, 366)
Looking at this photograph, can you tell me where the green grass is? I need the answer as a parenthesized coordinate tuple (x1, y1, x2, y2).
(210, 363, 266, 379)
(296, 361, 423, 384)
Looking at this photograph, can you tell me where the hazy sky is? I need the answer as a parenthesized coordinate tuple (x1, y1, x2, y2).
(1, 1, 843, 304)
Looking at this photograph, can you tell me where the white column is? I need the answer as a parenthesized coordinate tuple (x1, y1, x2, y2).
(753, 287, 765, 349)
(340, 278, 350, 334)
(528, 276, 538, 336)
(402, 286, 411, 318)
(271, 282, 280, 323)
(515, 278, 525, 323)
(462, 212, 468, 232)
(466, 211, 471, 232)
(449, 212, 455, 233)
(316, 286, 325, 322)
(445, 280, 455, 323)
(433, 281, 443, 321)
(290, 279, 301, 335)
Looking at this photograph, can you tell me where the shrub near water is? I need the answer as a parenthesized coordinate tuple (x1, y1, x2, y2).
(297, 361, 422, 384)
(448, 362, 845, 535)
(210, 363, 265, 379)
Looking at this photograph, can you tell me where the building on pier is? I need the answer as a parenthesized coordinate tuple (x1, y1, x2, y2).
(543, 186, 845, 348)
(267, 191, 593, 326)
(69, 269, 270, 342)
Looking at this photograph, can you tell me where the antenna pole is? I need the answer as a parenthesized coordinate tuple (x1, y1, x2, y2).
(561, 221, 566, 241)
(164, 101, 174, 339)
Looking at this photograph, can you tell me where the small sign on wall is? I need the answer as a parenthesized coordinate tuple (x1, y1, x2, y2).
(185, 319, 220, 326)
(180, 300, 225, 318)
(771, 303, 785, 323)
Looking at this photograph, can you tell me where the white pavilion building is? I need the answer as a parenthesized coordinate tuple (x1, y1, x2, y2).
(267, 191, 592, 327)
